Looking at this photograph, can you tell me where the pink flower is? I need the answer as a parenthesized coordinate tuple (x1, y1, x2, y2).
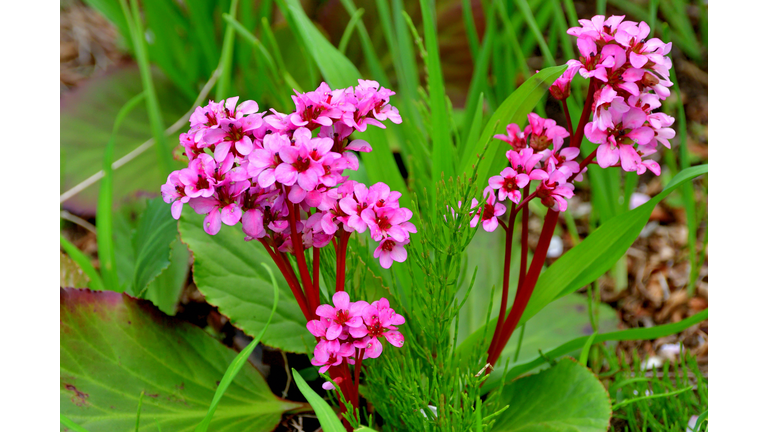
(161, 171, 190, 219)
(248, 133, 290, 187)
(315, 292, 368, 340)
(494, 123, 528, 150)
(470, 193, 506, 233)
(373, 239, 409, 269)
(274, 137, 324, 194)
(525, 113, 569, 151)
(349, 298, 405, 358)
(179, 154, 217, 198)
(549, 65, 579, 100)
(310, 341, 355, 373)
(362, 207, 416, 242)
(488, 167, 528, 203)
(537, 169, 575, 211)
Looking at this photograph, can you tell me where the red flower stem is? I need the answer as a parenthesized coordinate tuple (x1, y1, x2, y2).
(571, 77, 597, 149)
(518, 186, 530, 287)
(335, 231, 351, 292)
(567, 149, 599, 183)
(353, 348, 365, 409)
(487, 209, 559, 366)
(312, 247, 320, 297)
(514, 189, 540, 215)
(488, 209, 517, 357)
(562, 99, 574, 138)
(330, 364, 354, 432)
(258, 238, 311, 321)
(283, 191, 317, 316)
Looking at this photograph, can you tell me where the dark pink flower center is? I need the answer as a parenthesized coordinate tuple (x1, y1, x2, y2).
(381, 240, 395, 252)
(481, 203, 495, 220)
(293, 156, 311, 172)
(503, 178, 517, 191)
(367, 319, 384, 338)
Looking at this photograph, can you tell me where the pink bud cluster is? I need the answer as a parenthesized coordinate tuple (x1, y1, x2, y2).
(161, 81, 416, 268)
(306, 292, 404, 390)
(555, 15, 675, 174)
(469, 113, 578, 232)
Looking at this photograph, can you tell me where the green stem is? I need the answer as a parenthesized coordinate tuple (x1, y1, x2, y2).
(215, 0, 240, 100)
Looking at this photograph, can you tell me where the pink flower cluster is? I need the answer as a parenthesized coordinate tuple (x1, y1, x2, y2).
(557, 15, 675, 175)
(161, 81, 416, 268)
(306, 292, 405, 389)
(469, 113, 579, 232)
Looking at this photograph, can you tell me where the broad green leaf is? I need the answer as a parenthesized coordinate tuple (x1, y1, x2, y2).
(458, 65, 566, 182)
(177, 207, 310, 353)
(144, 236, 190, 316)
(491, 358, 611, 432)
(458, 165, 707, 361)
(292, 369, 346, 432)
(60, 65, 188, 215)
(60, 288, 300, 431)
(131, 198, 179, 295)
(195, 264, 281, 432)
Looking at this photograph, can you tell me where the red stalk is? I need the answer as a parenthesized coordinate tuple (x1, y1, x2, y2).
(571, 77, 597, 149)
(312, 247, 320, 303)
(562, 99, 573, 138)
(353, 348, 365, 408)
(487, 209, 559, 365)
(518, 186, 530, 287)
(335, 231, 351, 292)
(284, 193, 317, 315)
(488, 211, 517, 357)
(258, 238, 311, 321)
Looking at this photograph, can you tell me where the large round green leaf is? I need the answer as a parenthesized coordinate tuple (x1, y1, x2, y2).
(60, 288, 300, 431)
(60, 65, 188, 215)
(177, 208, 311, 353)
(491, 358, 611, 432)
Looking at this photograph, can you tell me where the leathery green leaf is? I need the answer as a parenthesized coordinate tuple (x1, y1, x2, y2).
(60, 288, 299, 431)
(491, 358, 611, 432)
(177, 207, 310, 353)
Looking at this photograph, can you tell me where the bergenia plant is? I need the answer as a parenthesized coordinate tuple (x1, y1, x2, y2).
(470, 14, 677, 367)
(162, 79, 412, 423)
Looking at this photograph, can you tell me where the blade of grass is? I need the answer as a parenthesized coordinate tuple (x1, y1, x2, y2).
(483, 309, 708, 393)
(612, 386, 693, 410)
(339, 0, 391, 87)
(513, 0, 556, 66)
(562, 0, 578, 27)
(462, 92, 485, 155)
(292, 369, 346, 432)
(97, 91, 146, 293)
(579, 331, 598, 366)
(61, 414, 91, 432)
(215, 0, 240, 100)
(339, 8, 365, 55)
(597, 0, 607, 15)
(461, 0, 481, 62)
(60, 234, 105, 291)
(118, 0, 174, 175)
(666, 24, 699, 297)
(223, 13, 302, 95)
(698, 0, 707, 48)
(419, 0, 454, 181)
(135, 390, 145, 432)
(495, 1, 529, 76)
(195, 263, 281, 432)
(549, 0, 575, 60)
(462, 5, 496, 143)
(459, 65, 566, 180)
